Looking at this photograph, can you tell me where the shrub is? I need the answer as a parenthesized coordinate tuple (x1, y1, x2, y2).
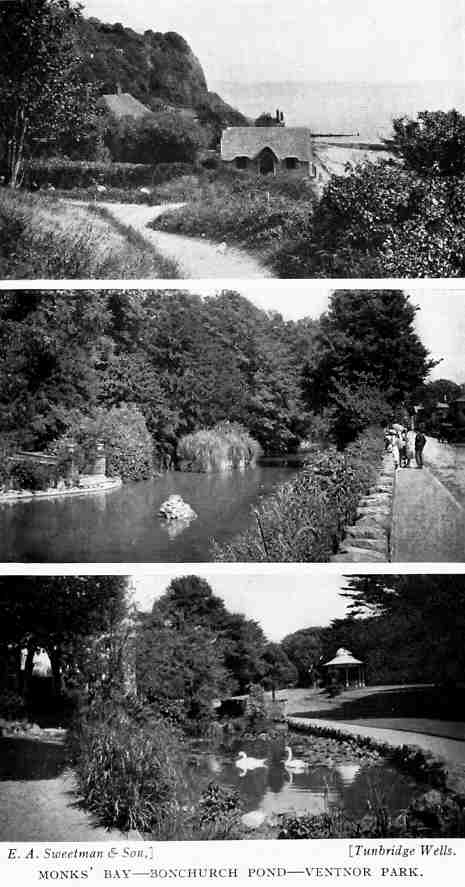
(53, 404, 154, 482)
(178, 422, 261, 473)
(190, 782, 243, 840)
(7, 459, 57, 492)
(71, 696, 183, 836)
(23, 160, 194, 191)
(0, 689, 27, 720)
(245, 684, 267, 725)
(104, 113, 205, 165)
(150, 168, 316, 264)
(212, 426, 383, 561)
(273, 160, 465, 278)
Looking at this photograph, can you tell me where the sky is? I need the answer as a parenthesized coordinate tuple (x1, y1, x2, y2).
(132, 570, 351, 640)
(81, 0, 464, 85)
(182, 286, 465, 384)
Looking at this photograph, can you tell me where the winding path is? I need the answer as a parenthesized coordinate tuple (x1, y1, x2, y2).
(288, 717, 465, 766)
(94, 201, 273, 278)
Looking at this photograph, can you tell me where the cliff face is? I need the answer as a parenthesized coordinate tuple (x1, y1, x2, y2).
(77, 19, 212, 110)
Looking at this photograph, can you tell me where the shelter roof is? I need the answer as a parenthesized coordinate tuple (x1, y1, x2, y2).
(221, 126, 314, 162)
(323, 647, 363, 667)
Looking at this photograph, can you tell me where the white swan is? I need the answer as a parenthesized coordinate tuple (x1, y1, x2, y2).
(235, 751, 268, 776)
(283, 746, 309, 771)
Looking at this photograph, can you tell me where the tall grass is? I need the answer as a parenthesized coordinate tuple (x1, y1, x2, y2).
(177, 422, 261, 473)
(150, 168, 316, 267)
(211, 427, 383, 560)
(70, 696, 184, 836)
(0, 190, 178, 279)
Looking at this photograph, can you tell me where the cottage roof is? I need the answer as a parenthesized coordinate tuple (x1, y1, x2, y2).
(323, 648, 363, 667)
(221, 126, 314, 162)
(101, 92, 151, 120)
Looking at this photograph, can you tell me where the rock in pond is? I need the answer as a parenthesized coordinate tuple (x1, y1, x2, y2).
(159, 494, 197, 521)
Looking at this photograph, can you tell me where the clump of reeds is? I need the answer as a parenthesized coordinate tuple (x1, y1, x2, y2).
(177, 421, 261, 473)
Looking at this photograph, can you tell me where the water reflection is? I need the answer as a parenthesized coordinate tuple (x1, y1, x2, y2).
(190, 738, 419, 828)
(0, 465, 296, 562)
(159, 517, 196, 540)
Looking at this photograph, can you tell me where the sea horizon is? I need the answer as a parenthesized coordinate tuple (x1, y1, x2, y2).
(212, 78, 465, 140)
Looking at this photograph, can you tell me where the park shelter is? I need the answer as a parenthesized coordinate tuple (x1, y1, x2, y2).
(323, 648, 365, 689)
(221, 126, 317, 177)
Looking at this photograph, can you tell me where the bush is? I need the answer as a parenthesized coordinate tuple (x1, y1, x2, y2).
(190, 782, 243, 840)
(212, 426, 383, 561)
(178, 422, 261, 473)
(53, 404, 154, 482)
(7, 459, 57, 492)
(23, 160, 195, 191)
(104, 112, 205, 165)
(0, 689, 27, 720)
(151, 168, 316, 263)
(274, 160, 465, 278)
(70, 696, 183, 836)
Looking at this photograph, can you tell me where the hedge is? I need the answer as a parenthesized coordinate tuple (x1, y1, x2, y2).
(22, 160, 195, 191)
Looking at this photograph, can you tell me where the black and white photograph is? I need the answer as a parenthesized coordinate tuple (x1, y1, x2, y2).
(0, 0, 464, 278)
(1, 570, 465, 843)
(1, 0, 465, 880)
(0, 289, 463, 563)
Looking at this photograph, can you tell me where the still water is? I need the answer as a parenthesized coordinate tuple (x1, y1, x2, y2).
(191, 738, 419, 827)
(0, 465, 296, 562)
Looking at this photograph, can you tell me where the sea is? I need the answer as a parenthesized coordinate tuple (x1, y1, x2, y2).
(211, 80, 465, 141)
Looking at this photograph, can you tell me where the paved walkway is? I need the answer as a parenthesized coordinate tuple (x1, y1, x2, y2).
(0, 734, 131, 842)
(288, 716, 465, 766)
(95, 202, 273, 278)
(391, 461, 465, 562)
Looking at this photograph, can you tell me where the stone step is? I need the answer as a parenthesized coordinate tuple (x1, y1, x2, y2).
(344, 525, 386, 542)
(340, 537, 387, 554)
(331, 547, 387, 562)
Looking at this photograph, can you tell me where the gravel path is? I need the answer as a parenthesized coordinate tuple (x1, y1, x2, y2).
(97, 202, 273, 278)
(0, 734, 130, 842)
(391, 445, 465, 562)
(288, 716, 465, 766)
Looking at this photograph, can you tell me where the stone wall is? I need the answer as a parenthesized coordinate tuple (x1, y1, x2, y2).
(331, 450, 394, 562)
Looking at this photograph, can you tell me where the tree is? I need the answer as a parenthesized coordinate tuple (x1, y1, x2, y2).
(104, 111, 205, 163)
(262, 643, 298, 695)
(0, 576, 129, 696)
(281, 627, 324, 686)
(0, 0, 100, 186)
(137, 615, 230, 730)
(151, 575, 269, 693)
(0, 292, 110, 449)
(391, 110, 465, 177)
(331, 574, 465, 686)
(254, 113, 280, 127)
(303, 291, 436, 428)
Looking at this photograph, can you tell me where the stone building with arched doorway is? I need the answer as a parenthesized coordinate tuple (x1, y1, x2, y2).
(220, 126, 317, 177)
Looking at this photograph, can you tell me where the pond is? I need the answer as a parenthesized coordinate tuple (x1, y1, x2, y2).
(189, 737, 420, 829)
(0, 463, 296, 562)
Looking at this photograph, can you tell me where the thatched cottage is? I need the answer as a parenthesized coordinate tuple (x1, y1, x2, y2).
(101, 91, 152, 120)
(221, 126, 317, 176)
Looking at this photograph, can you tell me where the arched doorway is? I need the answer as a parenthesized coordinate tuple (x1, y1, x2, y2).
(258, 147, 277, 175)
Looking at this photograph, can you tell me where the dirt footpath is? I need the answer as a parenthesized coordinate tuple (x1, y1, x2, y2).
(0, 733, 130, 842)
(97, 202, 273, 278)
